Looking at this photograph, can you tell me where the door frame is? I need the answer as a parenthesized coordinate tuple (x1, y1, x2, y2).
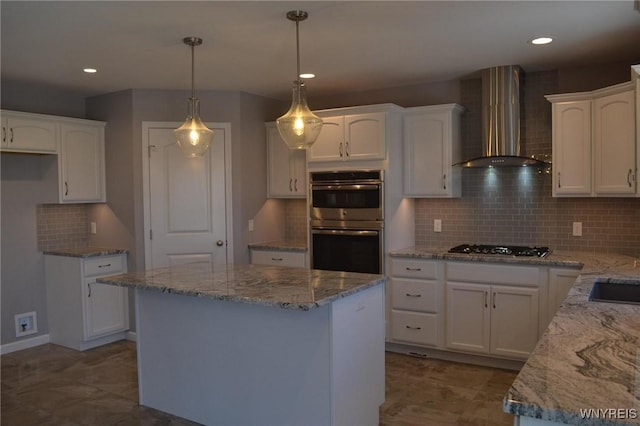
(141, 121, 234, 269)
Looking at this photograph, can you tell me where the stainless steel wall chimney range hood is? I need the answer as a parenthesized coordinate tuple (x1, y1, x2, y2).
(457, 65, 549, 168)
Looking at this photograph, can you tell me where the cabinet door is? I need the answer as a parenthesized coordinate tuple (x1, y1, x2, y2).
(267, 124, 296, 197)
(60, 123, 105, 202)
(84, 278, 129, 339)
(490, 285, 539, 359)
(593, 90, 636, 195)
(548, 268, 580, 322)
(308, 116, 343, 162)
(552, 101, 592, 196)
(2, 113, 57, 153)
(404, 111, 450, 196)
(445, 282, 490, 354)
(290, 149, 307, 196)
(344, 113, 385, 161)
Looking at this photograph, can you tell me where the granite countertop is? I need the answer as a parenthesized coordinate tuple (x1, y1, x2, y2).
(248, 240, 308, 252)
(43, 246, 129, 258)
(97, 262, 384, 311)
(391, 246, 640, 424)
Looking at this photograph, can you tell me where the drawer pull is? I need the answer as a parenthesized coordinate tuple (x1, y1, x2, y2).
(271, 257, 283, 261)
(98, 263, 112, 268)
(405, 325, 422, 330)
(405, 293, 422, 298)
(405, 267, 422, 272)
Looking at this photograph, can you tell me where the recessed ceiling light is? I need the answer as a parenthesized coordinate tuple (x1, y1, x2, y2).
(83, 68, 97, 73)
(299, 73, 315, 79)
(530, 37, 553, 45)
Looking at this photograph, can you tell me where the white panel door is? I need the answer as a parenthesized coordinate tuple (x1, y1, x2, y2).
(490, 285, 539, 359)
(148, 125, 228, 269)
(445, 282, 490, 354)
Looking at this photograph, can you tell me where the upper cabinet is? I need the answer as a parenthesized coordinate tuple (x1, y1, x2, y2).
(403, 104, 464, 198)
(58, 122, 106, 202)
(266, 122, 307, 198)
(1, 110, 58, 154)
(546, 81, 637, 197)
(308, 111, 386, 163)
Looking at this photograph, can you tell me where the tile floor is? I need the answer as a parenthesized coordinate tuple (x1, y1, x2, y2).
(1, 341, 517, 425)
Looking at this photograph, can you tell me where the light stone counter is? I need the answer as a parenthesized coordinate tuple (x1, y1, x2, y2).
(390, 247, 640, 425)
(43, 246, 128, 258)
(97, 262, 383, 311)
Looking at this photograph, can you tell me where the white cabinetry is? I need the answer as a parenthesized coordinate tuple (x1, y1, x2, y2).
(445, 262, 540, 360)
(266, 123, 306, 198)
(389, 258, 443, 348)
(58, 122, 106, 202)
(308, 112, 386, 163)
(547, 81, 636, 197)
(1, 110, 58, 153)
(547, 267, 581, 324)
(403, 104, 464, 197)
(45, 253, 129, 351)
(250, 248, 307, 268)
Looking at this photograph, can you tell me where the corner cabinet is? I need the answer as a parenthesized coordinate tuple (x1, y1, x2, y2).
(547, 81, 637, 197)
(45, 253, 129, 351)
(0, 110, 58, 154)
(265, 123, 307, 198)
(308, 111, 387, 163)
(403, 104, 464, 197)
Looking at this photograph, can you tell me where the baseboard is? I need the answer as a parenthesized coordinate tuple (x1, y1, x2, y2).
(1, 334, 50, 355)
(126, 331, 137, 342)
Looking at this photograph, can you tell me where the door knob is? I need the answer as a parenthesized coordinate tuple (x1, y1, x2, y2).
(216, 240, 224, 247)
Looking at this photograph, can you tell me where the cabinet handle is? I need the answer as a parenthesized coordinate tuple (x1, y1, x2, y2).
(405, 293, 422, 298)
(64, 182, 69, 196)
(493, 292, 497, 309)
(87, 283, 92, 298)
(97, 263, 112, 268)
(405, 267, 421, 272)
(345, 141, 350, 157)
(405, 325, 421, 330)
(294, 178, 298, 192)
(271, 257, 283, 261)
(289, 178, 293, 192)
(557, 172, 561, 188)
(628, 169, 633, 187)
(484, 291, 488, 308)
(339, 142, 343, 157)
(9, 128, 14, 143)
(2, 127, 5, 143)
(443, 173, 447, 190)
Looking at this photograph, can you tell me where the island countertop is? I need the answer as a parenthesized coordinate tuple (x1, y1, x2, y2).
(96, 262, 385, 311)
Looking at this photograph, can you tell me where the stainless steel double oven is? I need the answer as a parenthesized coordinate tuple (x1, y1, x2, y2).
(309, 170, 383, 274)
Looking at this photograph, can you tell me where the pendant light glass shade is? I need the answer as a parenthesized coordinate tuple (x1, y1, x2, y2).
(276, 80, 323, 149)
(175, 98, 214, 157)
(175, 37, 213, 158)
(276, 10, 322, 150)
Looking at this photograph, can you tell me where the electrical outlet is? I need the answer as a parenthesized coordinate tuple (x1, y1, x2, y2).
(90, 222, 97, 234)
(15, 311, 38, 337)
(434, 219, 442, 233)
(572, 222, 582, 237)
(248, 219, 254, 232)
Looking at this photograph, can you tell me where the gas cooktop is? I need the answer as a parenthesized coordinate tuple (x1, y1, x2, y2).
(448, 244, 550, 258)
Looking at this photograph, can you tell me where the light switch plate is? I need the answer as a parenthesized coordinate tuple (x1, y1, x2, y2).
(572, 222, 582, 236)
(434, 219, 442, 233)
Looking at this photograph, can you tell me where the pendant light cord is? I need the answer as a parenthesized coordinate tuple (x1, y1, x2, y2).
(191, 41, 196, 100)
(295, 19, 301, 81)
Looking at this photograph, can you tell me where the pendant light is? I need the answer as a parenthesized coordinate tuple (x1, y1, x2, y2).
(174, 36, 214, 158)
(276, 10, 323, 150)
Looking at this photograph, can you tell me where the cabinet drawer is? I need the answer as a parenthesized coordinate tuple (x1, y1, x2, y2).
(251, 250, 306, 268)
(391, 258, 438, 279)
(447, 261, 539, 286)
(391, 310, 438, 346)
(84, 255, 125, 277)
(391, 278, 439, 312)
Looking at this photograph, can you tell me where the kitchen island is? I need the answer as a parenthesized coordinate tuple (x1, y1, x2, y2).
(97, 262, 386, 426)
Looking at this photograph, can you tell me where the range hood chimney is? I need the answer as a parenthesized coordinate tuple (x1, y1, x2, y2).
(457, 65, 548, 168)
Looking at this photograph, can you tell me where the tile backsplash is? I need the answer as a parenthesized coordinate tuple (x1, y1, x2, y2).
(284, 199, 308, 243)
(36, 204, 88, 251)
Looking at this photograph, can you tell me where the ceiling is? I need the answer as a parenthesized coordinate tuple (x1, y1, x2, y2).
(2, 1, 640, 101)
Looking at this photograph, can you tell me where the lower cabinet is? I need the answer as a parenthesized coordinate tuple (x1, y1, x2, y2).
(547, 267, 581, 324)
(45, 253, 129, 351)
(445, 262, 540, 360)
(250, 249, 307, 268)
(389, 258, 443, 348)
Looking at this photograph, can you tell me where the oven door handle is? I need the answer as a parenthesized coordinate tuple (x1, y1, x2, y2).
(312, 229, 379, 237)
(311, 184, 380, 191)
